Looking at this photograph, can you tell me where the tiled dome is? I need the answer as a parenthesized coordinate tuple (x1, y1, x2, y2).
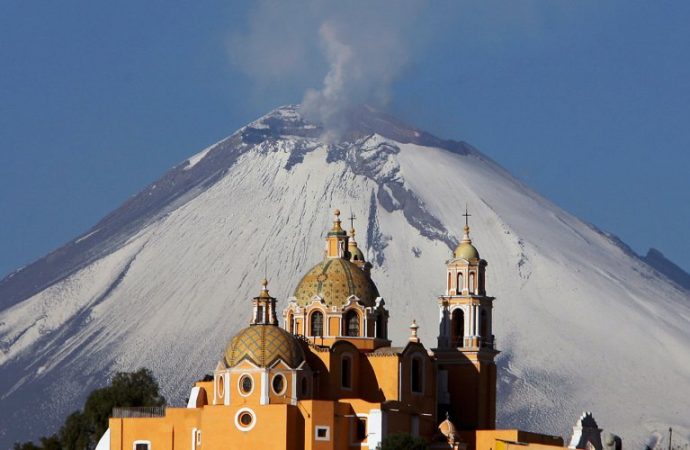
(293, 258, 379, 308)
(224, 325, 305, 368)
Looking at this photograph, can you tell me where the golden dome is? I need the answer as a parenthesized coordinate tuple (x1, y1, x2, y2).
(454, 224, 479, 260)
(293, 258, 379, 307)
(454, 242, 479, 260)
(224, 325, 305, 368)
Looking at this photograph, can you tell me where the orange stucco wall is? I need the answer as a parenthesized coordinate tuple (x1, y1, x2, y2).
(469, 429, 564, 450)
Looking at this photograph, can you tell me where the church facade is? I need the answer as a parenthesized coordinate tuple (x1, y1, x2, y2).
(100, 210, 565, 450)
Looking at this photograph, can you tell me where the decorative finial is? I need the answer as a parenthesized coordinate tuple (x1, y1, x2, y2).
(258, 278, 271, 298)
(330, 208, 344, 233)
(462, 205, 472, 243)
(463, 205, 471, 227)
(348, 210, 357, 237)
(409, 319, 420, 343)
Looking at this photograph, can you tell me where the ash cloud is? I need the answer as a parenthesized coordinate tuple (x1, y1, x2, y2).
(229, 1, 426, 138)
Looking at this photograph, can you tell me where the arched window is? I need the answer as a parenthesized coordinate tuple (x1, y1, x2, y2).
(411, 357, 423, 393)
(375, 314, 386, 339)
(469, 272, 475, 294)
(287, 312, 294, 333)
(451, 309, 464, 347)
(341, 355, 352, 389)
(480, 309, 488, 345)
(310, 311, 324, 337)
(344, 310, 359, 337)
(457, 272, 464, 293)
(479, 271, 485, 294)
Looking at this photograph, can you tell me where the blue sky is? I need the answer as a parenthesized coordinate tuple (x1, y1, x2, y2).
(1, 1, 689, 278)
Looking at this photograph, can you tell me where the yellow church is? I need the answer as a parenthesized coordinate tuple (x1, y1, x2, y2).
(99, 209, 568, 450)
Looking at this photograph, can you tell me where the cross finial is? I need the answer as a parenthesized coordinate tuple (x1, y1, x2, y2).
(463, 205, 471, 227)
(348, 210, 357, 233)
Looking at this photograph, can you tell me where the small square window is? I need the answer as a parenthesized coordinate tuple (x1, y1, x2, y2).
(315, 426, 330, 441)
(134, 442, 150, 450)
(354, 417, 367, 442)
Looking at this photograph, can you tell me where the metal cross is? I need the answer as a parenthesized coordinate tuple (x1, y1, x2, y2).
(463, 205, 471, 227)
(348, 211, 357, 231)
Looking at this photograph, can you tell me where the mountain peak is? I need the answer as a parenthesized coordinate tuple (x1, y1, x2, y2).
(242, 104, 473, 156)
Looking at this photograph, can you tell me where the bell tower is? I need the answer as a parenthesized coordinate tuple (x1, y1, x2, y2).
(434, 209, 498, 430)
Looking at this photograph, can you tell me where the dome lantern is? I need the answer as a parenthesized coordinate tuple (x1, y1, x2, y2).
(250, 278, 278, 326)
(326, 209, 350, 259)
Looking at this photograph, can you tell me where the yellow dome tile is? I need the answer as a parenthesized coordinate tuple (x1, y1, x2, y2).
(293, 258, 379, 308)
(224, 325, 305, 368)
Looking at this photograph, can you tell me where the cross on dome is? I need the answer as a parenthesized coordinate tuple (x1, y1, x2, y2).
(348, 211, 357, 237)
(463, 205, 471, 227)
(454, 205, 480, 260)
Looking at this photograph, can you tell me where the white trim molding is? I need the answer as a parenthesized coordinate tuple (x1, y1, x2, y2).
(235, 407, 257, 432)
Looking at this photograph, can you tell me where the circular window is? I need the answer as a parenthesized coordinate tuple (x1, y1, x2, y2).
(217, 375, 225, 398)
(239, 412, 252, 426)
(235, 407, 257, 431)
(238, 374, 254, 396)
(272, 373, 286, 395)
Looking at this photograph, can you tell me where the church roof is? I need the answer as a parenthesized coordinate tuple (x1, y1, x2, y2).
(293, 258, 379, 308)
(224, 324, 305, 368)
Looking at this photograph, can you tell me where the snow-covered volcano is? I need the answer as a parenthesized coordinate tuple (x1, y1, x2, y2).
(1, 105, 688, 448)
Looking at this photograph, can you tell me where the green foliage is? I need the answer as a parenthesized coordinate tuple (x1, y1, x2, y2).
(380, 433, 429, 450)
(13, 368, 165, 450)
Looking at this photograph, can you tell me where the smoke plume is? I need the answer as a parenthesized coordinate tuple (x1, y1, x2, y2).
(229, 1, 426, 137)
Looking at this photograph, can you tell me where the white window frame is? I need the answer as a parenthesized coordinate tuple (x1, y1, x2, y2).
(271, 372, 287, 396)
(133, 440, 151, 450)
(315, 426, 331, 441)
(234, 407, 257, 432)
(237, 373, 254, 397)
(217, 375, 225, 399)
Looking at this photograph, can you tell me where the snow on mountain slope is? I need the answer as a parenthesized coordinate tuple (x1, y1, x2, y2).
(1, 105, 688, 448)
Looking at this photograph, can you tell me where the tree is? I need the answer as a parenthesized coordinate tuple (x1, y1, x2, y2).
(14, 368, 165, 450)
(380, 433, 429, 450)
